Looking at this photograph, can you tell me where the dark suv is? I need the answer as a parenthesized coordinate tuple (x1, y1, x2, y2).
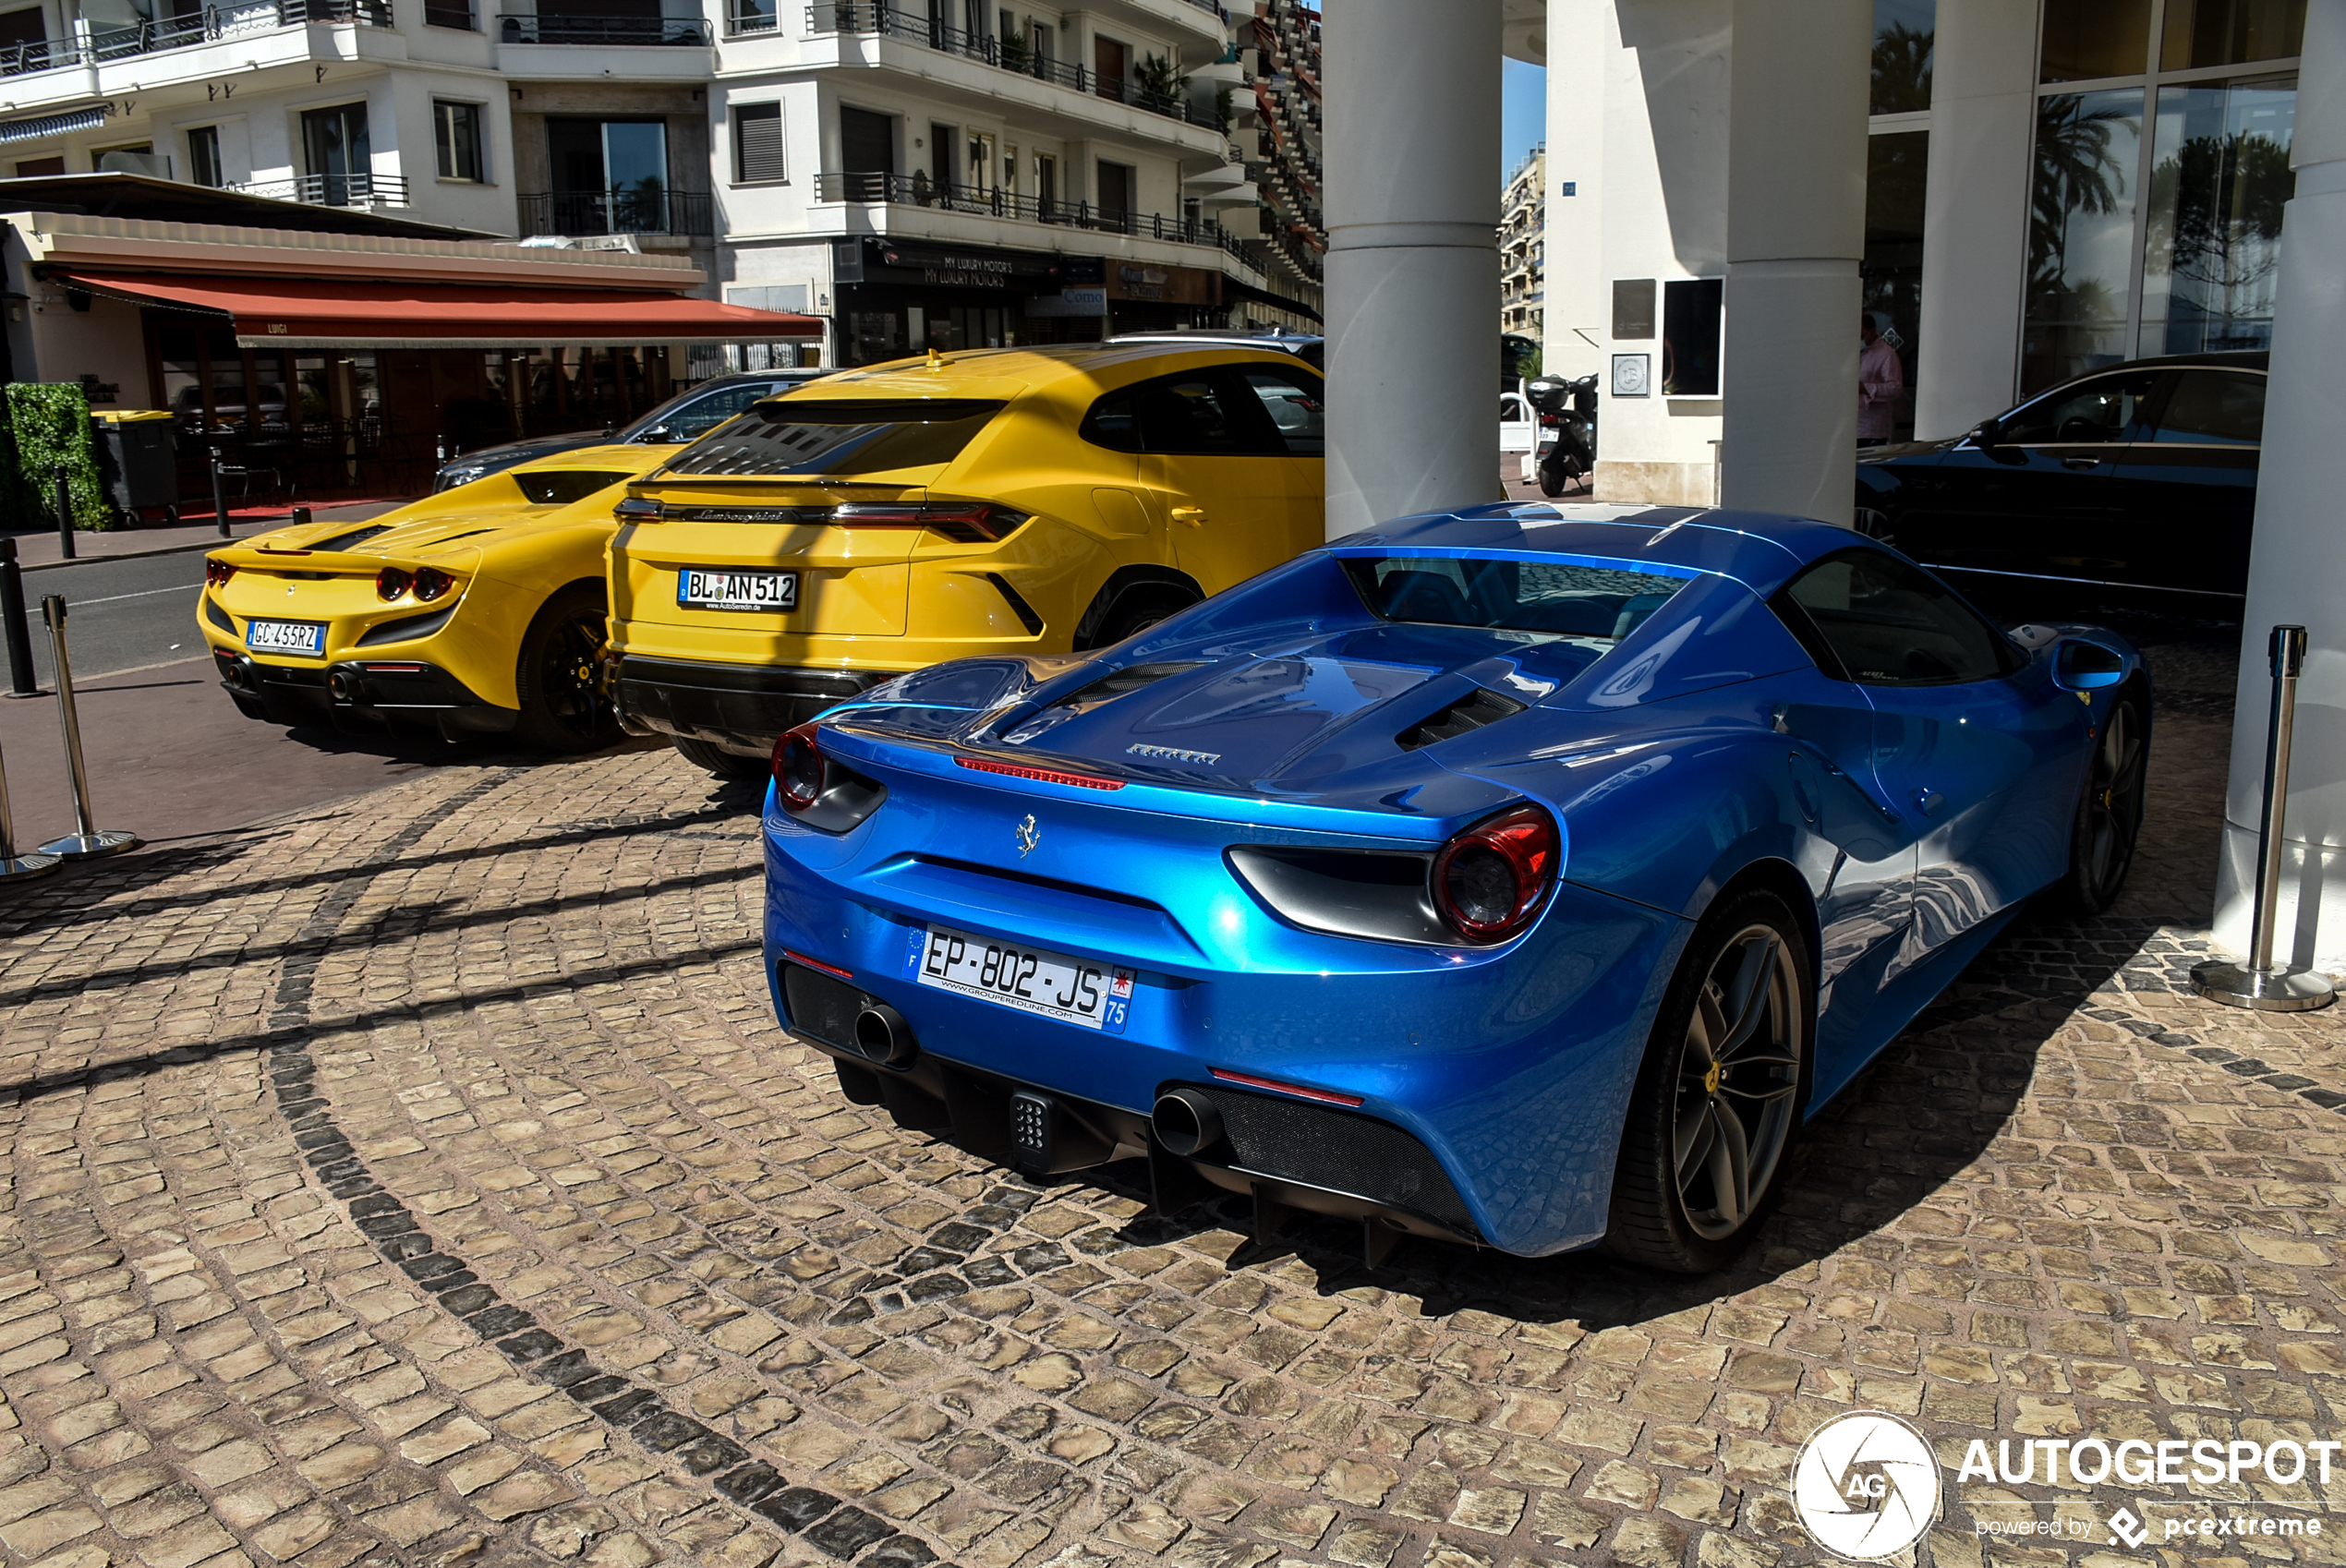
(432, 368, 833, 491)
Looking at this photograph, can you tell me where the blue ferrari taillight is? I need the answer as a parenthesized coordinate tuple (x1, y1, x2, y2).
(772, 724, 889, 833)
(1433, 805, 1558, 943)
(774, 724, 826, 813)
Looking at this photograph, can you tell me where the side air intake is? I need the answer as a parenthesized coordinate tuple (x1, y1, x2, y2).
(1396, 687, 1527, 750)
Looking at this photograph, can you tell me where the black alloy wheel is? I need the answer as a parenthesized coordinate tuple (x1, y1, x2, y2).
(1607, 888, 1813, 1273)
(1088, 588, 1197, 649)
(514, 585, 620, 752)
(2064, 694, 2148, 914)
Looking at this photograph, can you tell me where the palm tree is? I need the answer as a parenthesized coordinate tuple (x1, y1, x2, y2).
(1871, 22, 1932, 115)
(2028, 93, 2137, 306)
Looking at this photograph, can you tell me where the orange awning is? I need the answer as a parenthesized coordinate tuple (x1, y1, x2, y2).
(52, 269, 825, 349)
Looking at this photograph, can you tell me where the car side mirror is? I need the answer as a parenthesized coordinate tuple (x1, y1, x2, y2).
(1971, 416, 2001, 447)
(635, 425, 672, 442)
(2054, 637, 2126, 691)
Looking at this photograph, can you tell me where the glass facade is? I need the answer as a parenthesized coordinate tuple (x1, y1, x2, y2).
(2139, 78, 2295, 356)
(1863, 1, 1932, 439)
(2021, 0, 2304, 393)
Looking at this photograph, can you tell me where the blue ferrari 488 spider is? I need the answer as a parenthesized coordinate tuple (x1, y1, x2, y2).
(759, 503, 2149, 1272)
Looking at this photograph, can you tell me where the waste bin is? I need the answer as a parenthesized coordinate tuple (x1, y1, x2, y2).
(90, 410, 179, 526)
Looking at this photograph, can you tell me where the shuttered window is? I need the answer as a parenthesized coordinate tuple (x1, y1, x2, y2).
(734, 103, 784, 185)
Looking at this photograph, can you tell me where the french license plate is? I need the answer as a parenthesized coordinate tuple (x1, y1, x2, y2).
(679, 568, 797, 612)
(907, 923, 1134, 1033)
(245, 618, 326, 656)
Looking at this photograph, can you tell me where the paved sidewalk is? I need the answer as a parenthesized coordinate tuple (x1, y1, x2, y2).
(0, 622, 2337, 1568)
(8, 502, 414, 573)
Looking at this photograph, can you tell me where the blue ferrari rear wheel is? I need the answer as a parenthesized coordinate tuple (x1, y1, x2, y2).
(1607, 888, 1813, 1272)
(2063, 694, 2148, 914)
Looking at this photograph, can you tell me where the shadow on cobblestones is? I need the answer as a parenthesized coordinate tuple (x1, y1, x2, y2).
(0, 802, 759, 946)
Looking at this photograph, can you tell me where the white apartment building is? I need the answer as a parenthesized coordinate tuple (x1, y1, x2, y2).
(1500, 140, 1540, 340)
(0, 0, 1314, 379)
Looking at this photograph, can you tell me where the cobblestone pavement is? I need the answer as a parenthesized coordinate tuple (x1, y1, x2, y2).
(0, 625, 2340, 1568)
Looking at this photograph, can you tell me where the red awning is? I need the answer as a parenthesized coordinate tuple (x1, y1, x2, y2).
(51, 269, 825, 348)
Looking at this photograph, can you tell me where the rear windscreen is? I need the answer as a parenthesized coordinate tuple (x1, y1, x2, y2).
(655, 399, 1003, 478)
(514, 470, 629, 505)
(1343, 556, 1687, 642)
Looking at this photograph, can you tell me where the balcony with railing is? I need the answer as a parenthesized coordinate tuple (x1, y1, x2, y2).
(498, 9, 709, 43)
(230, 170, 411, 207)
(814, 170, 1258, 273)
(0, 0, 388, 76)
(798, 4, 1219, 131)
(517, 188, 714, 235)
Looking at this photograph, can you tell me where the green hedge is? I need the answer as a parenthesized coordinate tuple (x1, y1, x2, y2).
(0, 400, 27, 534)
(4, 382, 110, 532)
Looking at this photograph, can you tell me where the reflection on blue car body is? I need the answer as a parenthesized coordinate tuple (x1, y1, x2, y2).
(757, 503, 2152, 1272)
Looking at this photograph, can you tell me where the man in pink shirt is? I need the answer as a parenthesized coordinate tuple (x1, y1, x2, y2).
(1858, 313, 1905, 445)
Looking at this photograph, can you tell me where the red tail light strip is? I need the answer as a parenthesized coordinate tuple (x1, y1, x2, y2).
(954, 756, 1126, 790)
(782, 949, 856, 982)
(1210, 1068, 1365, 1107)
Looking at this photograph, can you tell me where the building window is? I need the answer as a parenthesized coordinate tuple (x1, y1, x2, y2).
(1871, 0, 1933, 115)
(187, 127, 223, 187)
(549, 118, 671, 231)
(301, 102, 371, 204)
(1095, 158, 1132, 228)
(734, 102, 784, 184)
(2022, 0, 2303, 393)
(435, 101, 486, 182)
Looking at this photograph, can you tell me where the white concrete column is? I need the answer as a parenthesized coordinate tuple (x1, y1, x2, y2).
(1323, 0, 1502, 538)
(2214, 0, 2346, 972)
(1541, 0, 1607, 381)
(1913, 0, 2039, 440)
(1718, 0, 1869, 525)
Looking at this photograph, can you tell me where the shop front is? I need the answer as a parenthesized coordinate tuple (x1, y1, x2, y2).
(4, 199, 819, 510)
(832, 237, 1224, 365)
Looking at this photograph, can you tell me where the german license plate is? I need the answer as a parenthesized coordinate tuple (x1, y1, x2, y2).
(907, 923, 1134, 1033)
(679, 568, 797, 612)
(245, 618, 326, 656)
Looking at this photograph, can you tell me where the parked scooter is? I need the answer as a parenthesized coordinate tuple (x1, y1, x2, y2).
(1524, 373, 1598, 498)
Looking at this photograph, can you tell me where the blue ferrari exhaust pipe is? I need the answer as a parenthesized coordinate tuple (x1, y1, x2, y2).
(1151, 1088, 1224, 1157)
(852, 1002, 917, 1067)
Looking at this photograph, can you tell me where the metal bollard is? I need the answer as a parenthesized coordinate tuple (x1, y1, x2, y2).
(211, 449, 231, 539)
(52, 468, 74, 561)
(33, 596, 139, 862)
(2191, 624, 2337, 1010)
(0, 537, 41, 698)
(0, 730, 61, 882)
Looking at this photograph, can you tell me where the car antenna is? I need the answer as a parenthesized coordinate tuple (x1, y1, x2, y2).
(925, 347, 948, 371)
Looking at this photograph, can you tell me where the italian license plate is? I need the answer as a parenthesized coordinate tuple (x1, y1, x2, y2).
(245, 619, 326, 656)
(678, 568, 797, 612)
(907, 923, 1134, 1033)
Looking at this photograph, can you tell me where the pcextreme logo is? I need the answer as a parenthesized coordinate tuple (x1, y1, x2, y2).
(1790, 1410, 1942, 1560)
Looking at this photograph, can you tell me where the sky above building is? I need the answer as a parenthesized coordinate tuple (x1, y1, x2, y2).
(1503, 58, 1545, 182)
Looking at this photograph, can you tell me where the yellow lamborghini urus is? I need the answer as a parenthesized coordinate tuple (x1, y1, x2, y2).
(606, 343, 1326, 776)
(198, 445, 667, 750)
